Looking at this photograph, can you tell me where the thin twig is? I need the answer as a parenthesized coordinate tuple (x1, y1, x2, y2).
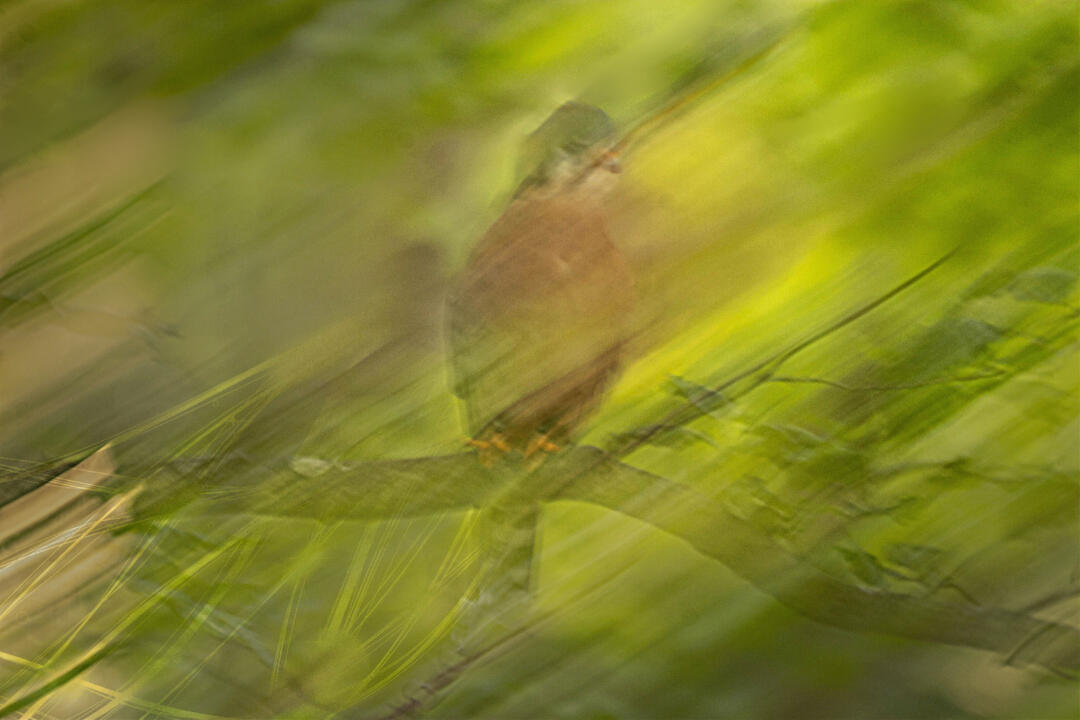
(609, 249, 957, 457)
(768, 370, 1004, 392)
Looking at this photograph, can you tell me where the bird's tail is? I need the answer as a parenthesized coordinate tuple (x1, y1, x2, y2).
(456, 501, 543, 648)
(485, 500, 543, 599)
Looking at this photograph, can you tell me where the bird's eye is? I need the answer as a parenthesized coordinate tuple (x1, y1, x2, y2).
(602, 152, 622, 173)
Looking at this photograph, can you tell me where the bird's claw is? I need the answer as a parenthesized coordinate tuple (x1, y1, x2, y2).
(525, 433, 560, 470)
(524, 434, 559, 458)
(465, 432, 511, 466)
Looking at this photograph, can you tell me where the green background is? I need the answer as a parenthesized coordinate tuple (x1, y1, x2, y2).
(0, 1, 1077, 717)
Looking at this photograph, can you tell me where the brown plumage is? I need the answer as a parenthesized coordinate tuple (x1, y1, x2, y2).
(449, 132, 633, 455)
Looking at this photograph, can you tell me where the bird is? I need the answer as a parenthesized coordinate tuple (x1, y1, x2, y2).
(447, 102, 634, 604)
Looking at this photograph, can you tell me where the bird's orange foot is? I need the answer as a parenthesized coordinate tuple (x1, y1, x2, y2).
(525, 433, 560, 470)
(524, 433, 559, 457)
(465, 432, 511, 467)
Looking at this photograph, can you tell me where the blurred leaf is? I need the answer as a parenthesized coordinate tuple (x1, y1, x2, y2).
(1008, 266, 1077, 304)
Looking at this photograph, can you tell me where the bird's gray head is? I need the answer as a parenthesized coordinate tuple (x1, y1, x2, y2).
(515, 102, 621, 196)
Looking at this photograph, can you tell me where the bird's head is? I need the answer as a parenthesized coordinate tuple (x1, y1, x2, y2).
(514, 102, 621, 197)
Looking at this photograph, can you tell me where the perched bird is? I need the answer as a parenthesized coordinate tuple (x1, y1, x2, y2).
(448, 102, 633, 600)
(450, 102, 633, 459)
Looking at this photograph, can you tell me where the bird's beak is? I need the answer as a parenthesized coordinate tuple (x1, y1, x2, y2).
(601, 150, 622, 174)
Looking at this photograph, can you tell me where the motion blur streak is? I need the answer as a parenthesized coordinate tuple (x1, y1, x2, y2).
(0, 1, 1076, 718)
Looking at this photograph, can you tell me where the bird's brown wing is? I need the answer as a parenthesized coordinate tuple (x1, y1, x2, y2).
(449, 193, 633, 441)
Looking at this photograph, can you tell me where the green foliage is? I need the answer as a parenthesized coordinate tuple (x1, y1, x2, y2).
(1, 0, 1077, 718)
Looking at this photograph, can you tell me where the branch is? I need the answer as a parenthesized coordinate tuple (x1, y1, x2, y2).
(183, 453, 502, 521)
(187, 447, 1079, 674)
